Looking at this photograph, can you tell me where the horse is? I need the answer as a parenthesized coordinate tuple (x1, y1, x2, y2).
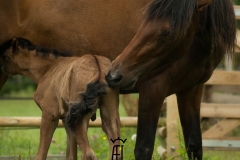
(106, 0, 236, 159)
(0, 0, 152, 91)
(0, 37, 120, 160)
(0, 1, 150, 159)
(0, 0, 236, 159)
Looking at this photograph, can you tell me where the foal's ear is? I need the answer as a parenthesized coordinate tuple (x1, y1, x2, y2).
(12, 37, 19, 52)
(197, 0, 212, 11)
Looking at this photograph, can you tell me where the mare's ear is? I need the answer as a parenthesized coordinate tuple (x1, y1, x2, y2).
(197, 0, 212, 11)
(12, 37, 19, 53)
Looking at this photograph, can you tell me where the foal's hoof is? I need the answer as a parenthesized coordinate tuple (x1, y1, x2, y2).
(83, 151, 97, 160)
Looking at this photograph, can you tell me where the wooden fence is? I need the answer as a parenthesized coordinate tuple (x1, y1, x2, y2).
(0, 117, 165, 128)
(165, 70, 240, 158)
(1, 70, 240, 159)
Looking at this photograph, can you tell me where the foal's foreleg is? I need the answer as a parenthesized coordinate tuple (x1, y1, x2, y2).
(176, 84, 203, 160)
(62, 120, 78, 160)
(100, 89, 121, 160)
(34, 110, 59, 160)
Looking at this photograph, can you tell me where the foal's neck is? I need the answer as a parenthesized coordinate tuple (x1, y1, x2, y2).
(22, 50, 59, 84)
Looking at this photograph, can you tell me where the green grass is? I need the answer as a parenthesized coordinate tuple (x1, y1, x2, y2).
(0, 100, 40, 116)
(0, 100, 161, 159)
(0, 92, 160, 159)
(0, 90, 240, 159)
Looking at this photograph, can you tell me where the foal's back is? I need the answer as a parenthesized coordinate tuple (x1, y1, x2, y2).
(37, 54, 112, 110)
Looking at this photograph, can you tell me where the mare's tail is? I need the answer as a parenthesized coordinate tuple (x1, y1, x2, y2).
(66, 80, 108, 130)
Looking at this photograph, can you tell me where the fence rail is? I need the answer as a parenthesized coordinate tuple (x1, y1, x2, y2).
(0, 117, 165, 128)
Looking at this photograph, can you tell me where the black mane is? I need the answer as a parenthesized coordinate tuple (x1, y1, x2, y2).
(15, 37, 72, 57)
(207, 0, 236, 56)
(145, 0, 197, 37)
(145, 0, 236, 55)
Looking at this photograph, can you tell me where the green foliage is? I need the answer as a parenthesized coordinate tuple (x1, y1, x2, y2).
(0, 75, 37, 96)
(175, 120, 188, 159)
(233, 0, 240, 5)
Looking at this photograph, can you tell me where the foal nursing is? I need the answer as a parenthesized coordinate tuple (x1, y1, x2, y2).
(1, 37, 120, 160)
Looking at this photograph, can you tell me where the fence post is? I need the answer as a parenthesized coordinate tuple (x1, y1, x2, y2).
(166, 94, 179, 158)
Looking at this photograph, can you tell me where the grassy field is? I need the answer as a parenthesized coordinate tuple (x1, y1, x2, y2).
(0, 90, 161, 159)
(0, 90, 240, 159)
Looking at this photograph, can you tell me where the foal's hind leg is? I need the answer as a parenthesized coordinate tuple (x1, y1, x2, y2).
(72, 113, 97, 160)
(62, 119, 78, 160)
(99, 89, 121, 160)
(176, 84, 203, 160)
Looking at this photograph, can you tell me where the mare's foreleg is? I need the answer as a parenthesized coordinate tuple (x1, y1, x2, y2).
(135, 81, 165, 160)
(176, 84, 203, 160)
(62, 119, 78, 160)
(100, 89, 121, 160)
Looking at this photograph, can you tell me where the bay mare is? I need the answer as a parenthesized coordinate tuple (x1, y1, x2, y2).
(0, 0, 150, 159)
(0, 0, 151, 91)
(0, 0, 237, 160)
(1, 37, 120, 160)
(106, 0, 236, 159)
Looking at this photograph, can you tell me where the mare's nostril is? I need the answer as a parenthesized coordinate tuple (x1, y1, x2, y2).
(105, 72, 123, 87)
(112, 75, 122, 83)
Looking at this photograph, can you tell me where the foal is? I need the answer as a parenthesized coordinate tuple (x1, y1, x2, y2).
(1, 37, 120, 160)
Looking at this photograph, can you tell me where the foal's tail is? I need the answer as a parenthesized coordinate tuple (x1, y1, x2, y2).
(66, 80, 108, 131)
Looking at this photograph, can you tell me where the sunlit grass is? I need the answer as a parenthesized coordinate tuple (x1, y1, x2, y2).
(0, 91, 137, 159)
(0, 89, 240, 159)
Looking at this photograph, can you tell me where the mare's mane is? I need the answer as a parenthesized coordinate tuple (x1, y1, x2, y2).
(15, 38, 72, 57)
(145, 0, 197, 37)
(145, 0, 236, 55)
(1, 37, 72, 58)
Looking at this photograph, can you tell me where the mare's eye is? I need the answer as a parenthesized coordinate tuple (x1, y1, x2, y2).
(158, 30, 175, 42)
(1, 54, 6, 59)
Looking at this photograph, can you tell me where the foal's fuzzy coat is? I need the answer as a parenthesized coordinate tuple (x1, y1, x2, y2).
(1, 37, 120, 160)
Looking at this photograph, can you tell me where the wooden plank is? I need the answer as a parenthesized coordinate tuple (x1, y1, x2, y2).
(234, 6, 240, 20)
(202, 139, 240, 148)
(203, 147, 240, 151)
(166, 94, 179, 158)
(236, 29, 240, 48)
(209, 85, 240, 94)
(201, 103, 240, 118)
(0, 117, 166, 128)
(202, 118, 240, 139)
(206, 70, 240, 85)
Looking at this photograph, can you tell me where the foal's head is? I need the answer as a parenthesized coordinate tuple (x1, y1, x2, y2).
(1, 37, 33, 75)
(1, 37, 69, 76)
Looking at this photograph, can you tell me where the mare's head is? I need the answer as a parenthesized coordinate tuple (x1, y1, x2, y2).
(106, 0, 213, 89)
(1, 37, 70, 76)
